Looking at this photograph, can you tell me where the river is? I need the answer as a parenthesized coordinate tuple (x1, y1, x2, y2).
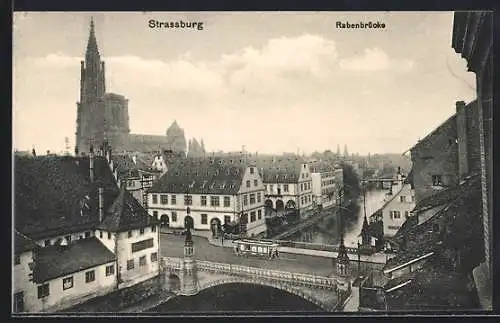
(147, 283, 322, 313)
(289, 188, 389, 247)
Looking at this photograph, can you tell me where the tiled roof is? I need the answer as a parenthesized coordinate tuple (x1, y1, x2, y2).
(308, 161, 337, 173)
(14, 155, 119, 240)
(148, 156, 248, 195)
(96, 187, 160, 232)
(14, 230, 37, 254)
(386, 257, 480, 309)
(112, 154, 153, 177)
(409, 114, 457, 152)
(385, 174, 481, 271)
(252, 158, 307, 183)
(33, 237, 116, 283)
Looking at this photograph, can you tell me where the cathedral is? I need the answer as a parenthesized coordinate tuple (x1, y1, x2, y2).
(75, 18, 191, 154)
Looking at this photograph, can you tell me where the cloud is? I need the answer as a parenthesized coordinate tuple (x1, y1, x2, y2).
(339, 47, 414, 72)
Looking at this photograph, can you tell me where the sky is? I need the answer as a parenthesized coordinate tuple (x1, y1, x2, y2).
(13, 11, 476, 155)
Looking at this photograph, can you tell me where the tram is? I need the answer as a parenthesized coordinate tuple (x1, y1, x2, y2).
(233, 239, 280, 259)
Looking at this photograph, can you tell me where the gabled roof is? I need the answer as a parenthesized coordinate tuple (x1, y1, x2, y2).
(96, 187, 160, 232)
(408, 114, 457, 153)
(33, 237, 116, 283)
(385, 174, 481, 271)
(14, 230, 37, 254)
(14, 155, 119, 240)
(148, 156, 248, 195)
(252, 157, 307, 184)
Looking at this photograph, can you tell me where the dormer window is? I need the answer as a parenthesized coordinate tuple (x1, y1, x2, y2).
(432, 175, 443, 186)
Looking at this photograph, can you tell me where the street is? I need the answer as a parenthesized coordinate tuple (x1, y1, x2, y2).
(160, 233, 336, 277)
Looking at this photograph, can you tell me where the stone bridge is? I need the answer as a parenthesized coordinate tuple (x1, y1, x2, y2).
(161, 257, 349, 312)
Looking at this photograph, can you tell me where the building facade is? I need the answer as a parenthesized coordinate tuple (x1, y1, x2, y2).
(147, 157, 267, 238)
(13, 149, 160, 313)
(255, 157, 314, 218)
(452, 11, 493, 310)
(310, 162, 343, 209)
(375, 172, 416, 238)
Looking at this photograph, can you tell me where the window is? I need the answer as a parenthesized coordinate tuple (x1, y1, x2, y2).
(172, 212, 177, 222)
(284, 184, 289, 192)
(257, 210, 262, 220)
(65, 235, 72, 243)
(37, 284, 49, 299)
(201, 214, 208, 224)
(300, 183, 304, 191)
(250, 194, 256, 204)
(44, 239, 51, 247)
(243, 195, 248, 206)
(152, 225, 157, 232)
(152, 194, 158, 204)
(224, 215, 231, 224)
(250, 211, 256, 222)
(62, 276, 73, 290)
(140, 227, 145, 235)
(139, 255, 147, 267)
(257, 192, 261, 203)
(106, 265, 114, 276)
(210, 196, 220, 207)
(432, 175, 443, 186)
(108, 232, 111, 240)
(127, 259, 134, 270)
(132, 238, 154, 252)
(250, 167, 254, 174)
(151, 252, 158, 262)
(301, 197, 304, 205)
(404, 211, 409, 219)
(160, 194, 168, 204)
(201, 196, 207, 206)
(99, 231, 103, 238)
(270, 185, 274, 192)
(153, 211, 158, 219)
(84, 231, 90, 238)
(392, 211, 401, 219)
(246, 180, 251, 188)
(128, 230, 132, 238)
(171, 195, 177, 205)
(14, 292, 24, 312)
(85, 270, 95, 283)
(223, 196, 230, 207)
(433, 223, 440, 233)
(184, 195, 192, 206)
(264, 185, 267, 191)
(254, 179, 258, 186)
(400, 196, 407, 203)
(14, 254, 20, 265)
(277, 188, 281, 195)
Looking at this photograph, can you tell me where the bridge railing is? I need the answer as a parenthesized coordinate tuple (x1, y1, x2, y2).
(195, 259, 339, 290)
(162, 257, 339, 290)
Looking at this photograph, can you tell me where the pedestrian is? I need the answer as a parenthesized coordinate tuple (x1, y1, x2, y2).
(221, 234, 224, 245)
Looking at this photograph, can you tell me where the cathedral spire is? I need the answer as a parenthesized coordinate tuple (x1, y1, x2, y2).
(86, 17, 100, 58)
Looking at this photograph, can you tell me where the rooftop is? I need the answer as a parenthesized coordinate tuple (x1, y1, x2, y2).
(14, 155, 119, 240)
(148, 156, 249, 195)
(96, 187, 160, 232)
(14, 230, 37, 254)
(33, 237, 116, 283)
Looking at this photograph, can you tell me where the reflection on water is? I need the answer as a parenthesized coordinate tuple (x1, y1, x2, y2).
(148, 283, 322, 312)
(291, 189, 388, 246)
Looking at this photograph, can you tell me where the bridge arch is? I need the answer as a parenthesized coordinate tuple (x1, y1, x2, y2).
(197, 277, 331, 311)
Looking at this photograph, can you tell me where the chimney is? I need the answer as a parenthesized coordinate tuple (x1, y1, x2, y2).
(89, 144, 95, 182)
(98, 187, 104, 222)
(456, 100, 469, 179)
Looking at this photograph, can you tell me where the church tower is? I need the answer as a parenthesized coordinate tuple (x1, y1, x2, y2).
(180, 228, 199, 296)
(76, 17, 107, 154)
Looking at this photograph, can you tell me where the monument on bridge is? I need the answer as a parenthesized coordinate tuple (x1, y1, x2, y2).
(180, 228, 199, 296)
